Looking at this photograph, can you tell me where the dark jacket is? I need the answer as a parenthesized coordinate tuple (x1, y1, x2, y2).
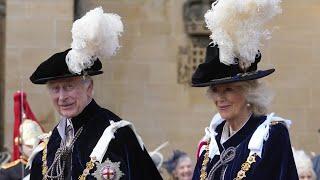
(313, 155, 320, 180)
(192, 115, 299, 180)
(0, 159, 29, 180)
(30, 100, 162, 180)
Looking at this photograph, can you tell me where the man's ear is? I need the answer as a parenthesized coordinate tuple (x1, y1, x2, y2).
(87, 79, 94, 96)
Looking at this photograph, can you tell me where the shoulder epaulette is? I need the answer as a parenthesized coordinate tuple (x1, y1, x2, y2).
(270, 120, 286, 126)
(1, 159, 22, 169)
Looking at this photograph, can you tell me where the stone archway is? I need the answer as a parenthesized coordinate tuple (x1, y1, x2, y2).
(0, 0, 5, 151)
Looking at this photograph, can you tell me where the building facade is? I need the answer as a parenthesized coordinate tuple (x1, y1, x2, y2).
(2, 0, 320, 164)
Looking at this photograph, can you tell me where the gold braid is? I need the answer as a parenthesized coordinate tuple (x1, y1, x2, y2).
(42, 140, 48, 177)
(200, 139, 210, 180)
(78, 158, 96, 180)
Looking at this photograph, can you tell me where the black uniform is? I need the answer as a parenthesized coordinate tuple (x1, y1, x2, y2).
(30, 100, 162, 180)
(0, 159, 29, 180)
(193, 115, 299, 180)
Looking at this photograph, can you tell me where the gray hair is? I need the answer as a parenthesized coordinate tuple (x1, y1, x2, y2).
(80, 75, 93, 88)
(207, 80, 274, 116)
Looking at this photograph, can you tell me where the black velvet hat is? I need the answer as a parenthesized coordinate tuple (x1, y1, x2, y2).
(191, 44, 274, 87)
(30, 49, 103, 84)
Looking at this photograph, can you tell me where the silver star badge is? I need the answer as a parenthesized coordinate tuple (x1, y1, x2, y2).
(92, 158, 124, 180)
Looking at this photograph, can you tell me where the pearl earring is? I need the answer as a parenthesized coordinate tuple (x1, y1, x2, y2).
(246, 103, 251, 107)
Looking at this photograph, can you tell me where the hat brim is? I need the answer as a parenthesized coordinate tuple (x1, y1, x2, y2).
(32, 70, 103, 84)
(192, 69, 274, 87)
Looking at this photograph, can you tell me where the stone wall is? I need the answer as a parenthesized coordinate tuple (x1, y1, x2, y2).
(3, 0, 320, 170)
(4, 0, 73, 150)
(75, 0, 320, 159)
(267, 0, 320, 152)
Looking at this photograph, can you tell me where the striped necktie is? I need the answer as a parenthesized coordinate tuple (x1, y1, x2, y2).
(65, 120, 74, 147)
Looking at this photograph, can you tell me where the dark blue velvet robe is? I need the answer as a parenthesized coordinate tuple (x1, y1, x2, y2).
(30, 100, 162, 180)
(193, 115, 299, 180)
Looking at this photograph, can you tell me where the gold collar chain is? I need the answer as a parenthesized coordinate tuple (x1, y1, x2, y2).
(200, 139, 210, 180)
(234, 153, 257, 180)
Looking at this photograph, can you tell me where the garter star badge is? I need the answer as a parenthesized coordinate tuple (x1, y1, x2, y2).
(92, 158, 124, 180)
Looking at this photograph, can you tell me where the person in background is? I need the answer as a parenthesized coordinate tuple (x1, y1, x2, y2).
(313, 154, 320, 180)
(164, 150, 193, 180)
(0, 91, 44, 180)
(149, 141, 169, 171)
(293, 149, 317, 180)
(0, 119, 43, 180)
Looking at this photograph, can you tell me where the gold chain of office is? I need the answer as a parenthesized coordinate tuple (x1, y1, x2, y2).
(199, 139, 257, 180)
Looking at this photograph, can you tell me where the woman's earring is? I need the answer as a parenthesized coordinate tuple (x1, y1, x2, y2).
(246, 103, 251, 107)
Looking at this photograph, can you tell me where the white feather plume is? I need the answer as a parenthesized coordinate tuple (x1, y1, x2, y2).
(205, 0, 281, 69)
(66, 7, 123, 74)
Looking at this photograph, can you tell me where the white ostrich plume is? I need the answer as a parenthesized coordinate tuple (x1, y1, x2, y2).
(205, 0, 282, 69)
(66, 7, 123, 74)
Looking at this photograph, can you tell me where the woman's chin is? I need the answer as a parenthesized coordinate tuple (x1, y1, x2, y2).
(218, 111, 231, 120)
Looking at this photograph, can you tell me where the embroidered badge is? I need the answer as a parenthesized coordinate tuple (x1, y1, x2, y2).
(92, 158, 124, 180)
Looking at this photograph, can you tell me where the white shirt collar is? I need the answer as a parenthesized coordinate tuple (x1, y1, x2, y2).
(220, 113, 252, 144)
(56, 117, 74, 143)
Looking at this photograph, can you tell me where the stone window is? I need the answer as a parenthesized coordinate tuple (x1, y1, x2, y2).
(177, 0, 215, 84)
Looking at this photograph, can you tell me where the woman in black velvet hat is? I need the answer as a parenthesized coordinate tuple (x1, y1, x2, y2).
(191, 1, 298, 180)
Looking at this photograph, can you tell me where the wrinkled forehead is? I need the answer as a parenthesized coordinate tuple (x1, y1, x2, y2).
(47, 76, 82, 86)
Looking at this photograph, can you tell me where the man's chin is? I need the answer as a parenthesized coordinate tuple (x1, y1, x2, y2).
(60, 111, 76, 118)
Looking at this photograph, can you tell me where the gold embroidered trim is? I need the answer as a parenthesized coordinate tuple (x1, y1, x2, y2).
(42, 140, 49, 177)
(234, 153, 257, 180)
(78, 158, 96, 180)
(200, 139, 210, 180)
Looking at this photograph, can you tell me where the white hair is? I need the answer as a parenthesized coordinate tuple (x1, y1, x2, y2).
(81, 75, 94, 97)
(293, 149, 317, 180)
(80, 75, 93, 87)
(207, 80, 273, 115)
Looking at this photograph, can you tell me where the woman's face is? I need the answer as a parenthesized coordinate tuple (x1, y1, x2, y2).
(210, 83, 248, 121)
(174, 157, 193, 180)
(299, 170, 314, 180)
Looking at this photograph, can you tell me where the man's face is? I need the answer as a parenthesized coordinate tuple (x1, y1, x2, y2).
(47, 76, 93, 118)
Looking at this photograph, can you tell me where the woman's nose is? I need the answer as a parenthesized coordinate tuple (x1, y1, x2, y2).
(215, 92, 226, 101)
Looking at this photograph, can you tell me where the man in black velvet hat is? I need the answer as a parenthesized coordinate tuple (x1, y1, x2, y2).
(28, 7, 162, 180)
